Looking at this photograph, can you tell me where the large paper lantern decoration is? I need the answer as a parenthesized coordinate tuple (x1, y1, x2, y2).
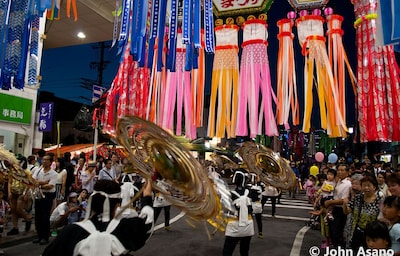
(296, 9, 348, 137)
(276, 16, 299, 130)
(236, 19, 278, 138)
(207, 25, 240, 138)
(351, 0, 400, 142)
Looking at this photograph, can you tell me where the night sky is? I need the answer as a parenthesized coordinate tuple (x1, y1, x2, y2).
(40, 0, 358, 127)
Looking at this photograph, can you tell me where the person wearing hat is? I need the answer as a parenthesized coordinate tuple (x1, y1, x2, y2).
(49, 192, 80, 235)
(80, 161, 97, 194)
(42, 179, 154, 256)
(223, 169, 254, 256)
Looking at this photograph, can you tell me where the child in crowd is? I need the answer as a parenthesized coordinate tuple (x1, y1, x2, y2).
(382, 196, 400, 254)
(0, 188, 10, 255)
(304, 175, 316, 204)
(318, 169, 337, 222)
(365, 221, 391, 250)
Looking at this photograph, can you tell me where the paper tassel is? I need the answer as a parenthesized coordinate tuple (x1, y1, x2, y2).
(237, 19, 278, 138)
(207, 25, 239, 138)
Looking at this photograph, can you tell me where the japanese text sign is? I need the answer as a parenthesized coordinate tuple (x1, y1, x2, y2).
(0, 93, 32, 125)
(213, 0, 274, 17)
(38, 102, 54, 132)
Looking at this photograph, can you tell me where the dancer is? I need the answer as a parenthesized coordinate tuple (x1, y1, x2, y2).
(43, 179, 154, 256)
(222, 170, 254, 256)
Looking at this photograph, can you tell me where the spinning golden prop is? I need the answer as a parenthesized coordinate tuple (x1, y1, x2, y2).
(237, 142, 296, 190)
(116, 116, 222, 220)
(209, 153, 241, 170)
(0, 146, 36, 186)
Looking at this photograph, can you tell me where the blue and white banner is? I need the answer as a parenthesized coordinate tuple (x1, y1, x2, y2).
(38, 102, 54, 132)
(376, 0, 400, 47)
(92, 85, 106, 103)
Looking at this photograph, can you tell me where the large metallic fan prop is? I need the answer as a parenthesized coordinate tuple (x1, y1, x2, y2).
(0, 146, 36, 186)
(238, 142, 296, 190)
(116, 116, 221, 219)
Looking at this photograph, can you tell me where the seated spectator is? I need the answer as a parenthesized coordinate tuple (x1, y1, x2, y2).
(49, 192, 80, 236)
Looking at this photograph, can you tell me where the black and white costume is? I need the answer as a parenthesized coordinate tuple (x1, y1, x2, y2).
(43, 191, 153, 256)
(223, 171, 254, 256)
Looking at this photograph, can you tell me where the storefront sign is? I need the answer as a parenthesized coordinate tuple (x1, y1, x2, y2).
(213, 0, 274, 17)
(38, 102, 54, 132)
(0, 93, 32, 125)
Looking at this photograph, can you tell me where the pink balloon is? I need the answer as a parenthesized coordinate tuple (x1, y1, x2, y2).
(315, 152, 324, 162)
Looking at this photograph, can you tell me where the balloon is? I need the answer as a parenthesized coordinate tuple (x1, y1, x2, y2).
(315, 152, 324, 162)
(328, 153, 338, 164)
(310, 165, 319, 176)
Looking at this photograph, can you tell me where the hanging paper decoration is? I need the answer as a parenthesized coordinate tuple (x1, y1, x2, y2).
(27, 15, 40, 86)
(236, 19, 278, 138)
(295, 9, 347, 138)
(204, 0, 215, 53)
(1, 0, 29, 90)
(325, 8, 357, 125)
(193, 30, 206, 128)
(276, 15, 299, 130)
(352, 0, 400, 142)
(207, 25, 239, 139)
(161, 30, 196, 139)
(0, 0, 11, 86)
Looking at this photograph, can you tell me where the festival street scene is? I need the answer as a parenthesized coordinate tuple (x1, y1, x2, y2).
(0, 0, 399, 255)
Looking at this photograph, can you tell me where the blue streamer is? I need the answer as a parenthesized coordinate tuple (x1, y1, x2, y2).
(185, 43, 192, 71)
(111, 0, 119, 48)
(156, 0, 167, 72)
(136, 0, 148, 64)
(182, 0, 192, 44)
(1, 0, 29, 90)
(130, 0, 139, 59)
(0, 0, 11, 88)
(28, 15, 39, 85)
(166, 0, 178, 71)
(138, 35, 147, 67)
(147, 0, 160, 69)
(203, 0, 214, 53)
(117, 0, 131, 56)
(193, 0, 201, 48)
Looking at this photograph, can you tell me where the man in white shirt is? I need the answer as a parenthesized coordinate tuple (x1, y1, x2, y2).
(50, 192, 80, 229)
(32, 154, 59, 245)
(325, 164, 351, 247)
(98, 159, 115, 181)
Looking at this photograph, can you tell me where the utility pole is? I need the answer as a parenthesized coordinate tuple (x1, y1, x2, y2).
(90, 41, 111, 88)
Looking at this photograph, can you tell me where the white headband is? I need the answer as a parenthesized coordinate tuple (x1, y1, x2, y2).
(232, 171, 246, 187)
(84, 190, 121, 222)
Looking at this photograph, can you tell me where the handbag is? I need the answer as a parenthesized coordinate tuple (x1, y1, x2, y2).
(32, 186, 45, 200)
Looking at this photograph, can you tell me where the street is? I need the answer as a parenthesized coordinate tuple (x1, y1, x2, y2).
(2, 191, 326, 256)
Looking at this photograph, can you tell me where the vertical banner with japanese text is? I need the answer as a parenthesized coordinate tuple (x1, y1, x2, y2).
(38, 102, 54, 132)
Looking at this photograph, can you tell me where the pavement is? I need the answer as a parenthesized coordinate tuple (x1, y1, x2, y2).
(1, 219, 37, 249)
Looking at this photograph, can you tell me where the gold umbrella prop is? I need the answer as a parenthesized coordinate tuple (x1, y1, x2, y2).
(116, 116, 223, 220)
(237, 141, 296, 190)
